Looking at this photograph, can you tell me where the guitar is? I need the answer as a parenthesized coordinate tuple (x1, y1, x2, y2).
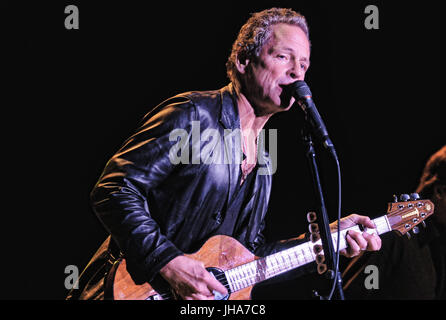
(105, 197, 434, 300)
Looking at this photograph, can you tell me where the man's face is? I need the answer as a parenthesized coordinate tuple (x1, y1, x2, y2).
(240, 23, 311, 116)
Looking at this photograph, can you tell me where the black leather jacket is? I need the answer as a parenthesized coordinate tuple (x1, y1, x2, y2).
(89, 84, 308, 287)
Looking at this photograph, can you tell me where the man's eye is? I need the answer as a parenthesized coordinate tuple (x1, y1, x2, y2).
(277, 54, 287, 60)
(300, 63, 308, 71)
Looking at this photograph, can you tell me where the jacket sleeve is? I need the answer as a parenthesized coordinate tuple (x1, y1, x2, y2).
(90, 96, 196, 282)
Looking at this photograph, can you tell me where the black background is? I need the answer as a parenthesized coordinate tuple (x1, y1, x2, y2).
(3, 0, 444, 300)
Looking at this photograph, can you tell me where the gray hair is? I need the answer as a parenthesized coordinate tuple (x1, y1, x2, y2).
(226, 8, 310, 88)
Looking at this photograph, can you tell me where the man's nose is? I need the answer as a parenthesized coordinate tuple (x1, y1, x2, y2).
(288, 62, 304, 80)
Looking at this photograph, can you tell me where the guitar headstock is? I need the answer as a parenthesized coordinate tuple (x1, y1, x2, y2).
(386, 193, 434, 237)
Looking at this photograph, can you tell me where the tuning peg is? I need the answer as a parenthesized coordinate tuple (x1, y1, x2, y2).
(421, 221, 427, 228)
(410, 193, 420, 200)
(313, 244, 323, 255)
(393, 194, 399, 202)
(316, 254, 325, 264)
(307, 211, 317, 223)
(317, 263, 327, 275)
(310, 233, 320, 243)
(308, 223, 319, 234)
(400, 194, 411, 202)
(405, 232, 411, 239)
(412, 226, 420, 234)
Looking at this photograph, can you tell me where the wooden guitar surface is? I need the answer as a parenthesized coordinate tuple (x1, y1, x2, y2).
(111, 235, 257, 300)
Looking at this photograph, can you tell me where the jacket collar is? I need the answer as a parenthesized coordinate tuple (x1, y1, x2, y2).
(219, 83, 240, 130)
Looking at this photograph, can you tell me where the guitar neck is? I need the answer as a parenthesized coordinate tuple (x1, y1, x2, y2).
(224, 215, 391, 293)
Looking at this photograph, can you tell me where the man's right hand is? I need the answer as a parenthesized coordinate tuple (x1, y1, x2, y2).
(159, 255, 228, 300)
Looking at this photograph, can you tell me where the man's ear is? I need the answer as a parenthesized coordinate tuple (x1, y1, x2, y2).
(235, 54, 250, 74)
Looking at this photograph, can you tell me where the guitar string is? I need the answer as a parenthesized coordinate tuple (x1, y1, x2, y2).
(158, 249, 322, 299)
(154, 254, 315, 298)
(162, 211, 429, 298)
(225, 219, 388, 292)
(225, 231, 343, 290)
(226, 253, 314, 291)
(153, 218, 389, 298)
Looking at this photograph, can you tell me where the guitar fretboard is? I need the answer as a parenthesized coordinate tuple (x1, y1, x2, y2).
(224, 215, 391, 293)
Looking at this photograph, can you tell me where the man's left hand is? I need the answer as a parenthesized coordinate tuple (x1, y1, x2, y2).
(330, 214, 382, 258)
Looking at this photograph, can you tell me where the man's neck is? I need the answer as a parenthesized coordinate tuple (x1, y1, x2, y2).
(234, 88, 271, 135)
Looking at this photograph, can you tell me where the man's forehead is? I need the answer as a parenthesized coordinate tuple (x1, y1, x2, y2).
(268, 23, 310, 52)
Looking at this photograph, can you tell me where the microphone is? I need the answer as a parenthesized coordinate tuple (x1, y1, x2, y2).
(286, 80, 336, 158)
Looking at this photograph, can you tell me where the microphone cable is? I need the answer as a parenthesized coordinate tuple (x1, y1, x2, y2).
(327, 150, 342, 300)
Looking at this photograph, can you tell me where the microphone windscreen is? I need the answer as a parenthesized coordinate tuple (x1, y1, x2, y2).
(287, 80, 312, 98)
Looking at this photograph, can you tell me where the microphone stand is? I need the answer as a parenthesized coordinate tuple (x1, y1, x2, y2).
(301, 118, 345, 300)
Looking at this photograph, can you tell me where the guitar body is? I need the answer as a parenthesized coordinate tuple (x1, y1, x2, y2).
(105, 198, 434, 300)
(108, 235, 258, 300)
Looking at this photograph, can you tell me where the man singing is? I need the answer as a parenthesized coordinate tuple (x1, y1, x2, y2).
(68, 7, 381, 300)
